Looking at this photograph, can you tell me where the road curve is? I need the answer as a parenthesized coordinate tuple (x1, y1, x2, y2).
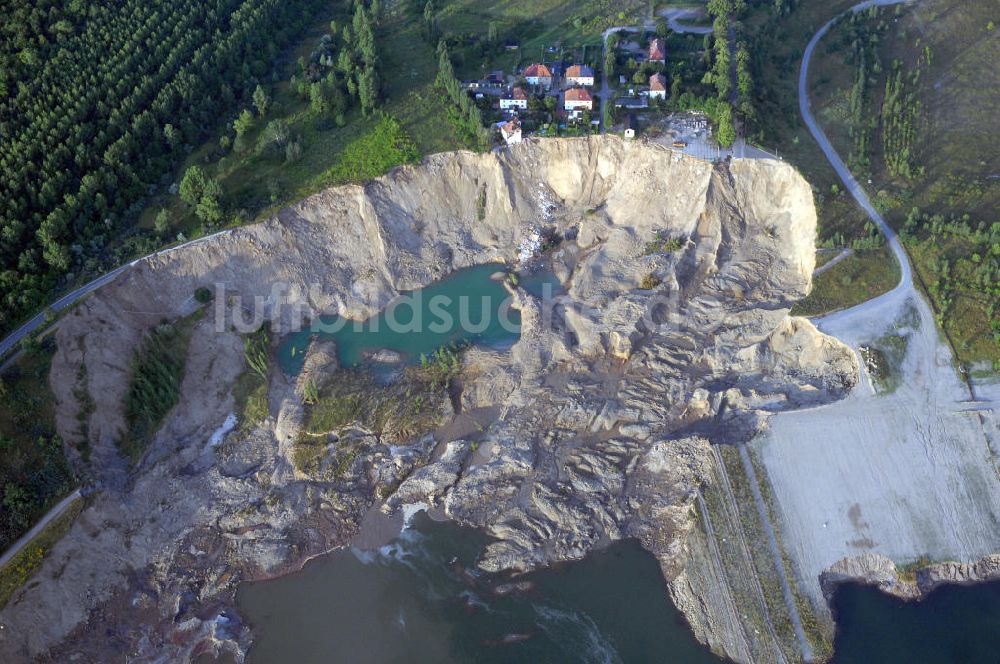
(798, 0, 918, 326)
(0, 490, 82, 570)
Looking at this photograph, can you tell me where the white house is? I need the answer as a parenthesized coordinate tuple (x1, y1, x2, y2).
(564, 87, 593, 118)
(565, 64, 595, 87)
(648, 73, 667, 100)
(500, 86, 529, 112)
(523, 63, 553, 89)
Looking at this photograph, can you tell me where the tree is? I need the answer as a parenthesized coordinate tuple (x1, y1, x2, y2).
(233, 108, 255, 137)
(358, 68, 378, 115)
(195, 179, 225, 225)
(423, 0, 436, 39)
(252, 84, 270, 117)
(261, 119, 290, 151)
(163, 123, 180, 148)
(309, 82, 329, 114)
(354, 6, 376, 68)
(179, 166, 207, 206)
(154, 209, 170, 235)
(716, 104, 736, 147)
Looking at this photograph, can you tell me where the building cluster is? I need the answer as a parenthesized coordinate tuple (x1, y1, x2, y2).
(461, 34, 674, 146)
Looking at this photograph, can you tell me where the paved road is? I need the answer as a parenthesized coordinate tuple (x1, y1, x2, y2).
(0, 229, 232, 361)
(799, 0, 917, 324)
(0, 490, 81, 570)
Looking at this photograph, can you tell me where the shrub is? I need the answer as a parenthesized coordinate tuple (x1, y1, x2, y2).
(639, 273, 662, 290)
(194, 287, 213, 303)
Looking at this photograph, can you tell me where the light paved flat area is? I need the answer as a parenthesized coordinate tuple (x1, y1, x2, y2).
(755, 290, 1000, 614)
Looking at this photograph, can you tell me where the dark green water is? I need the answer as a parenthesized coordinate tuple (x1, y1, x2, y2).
(237, 513, 724, 664)
(277, 264, 523, 374)
(832, 580, 1000, 664)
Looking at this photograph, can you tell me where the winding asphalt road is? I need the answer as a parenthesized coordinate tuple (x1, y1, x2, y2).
(800, 0, 918, 324)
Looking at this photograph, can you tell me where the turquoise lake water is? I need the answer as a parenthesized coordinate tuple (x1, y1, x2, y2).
(277, 264, 529, 374)
(237, 513, 725, 664)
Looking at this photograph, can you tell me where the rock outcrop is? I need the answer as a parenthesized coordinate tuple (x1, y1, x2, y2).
(0, 137, 856, 663)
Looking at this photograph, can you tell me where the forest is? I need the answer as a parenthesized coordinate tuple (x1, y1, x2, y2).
(0, 0, 328, 335)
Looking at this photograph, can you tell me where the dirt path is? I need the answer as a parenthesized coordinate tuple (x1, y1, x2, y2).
(812, 248, 853, 277)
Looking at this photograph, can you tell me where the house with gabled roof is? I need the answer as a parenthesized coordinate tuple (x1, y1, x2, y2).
(648, 72, 668, 100)
(564, 87, 593, 118)
(565, 64, 595, 87)
(500, 86, 529, 112)
(648, 37, 666, 63)
(523, 63, 553, 88)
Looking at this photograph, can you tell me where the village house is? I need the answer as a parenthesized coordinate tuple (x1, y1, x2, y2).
(648, 72, 667, 100)
(500, 86, 529, 112)
(499, 118, 522, 145)
(564, 87, 593, 118)
(565, 64, 595, 87)
(624, 113, 638, 139)
(648, 37, 666, 63)
(523, 63, 553, 89)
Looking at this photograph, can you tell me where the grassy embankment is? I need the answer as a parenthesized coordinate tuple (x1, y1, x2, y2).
(801, 0, 1000, 370)
(715, 445, 832, 661)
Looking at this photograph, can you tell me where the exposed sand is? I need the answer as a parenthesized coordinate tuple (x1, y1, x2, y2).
(755, 283, 1000, 619)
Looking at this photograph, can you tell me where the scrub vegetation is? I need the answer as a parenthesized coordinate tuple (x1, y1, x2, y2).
(0, 496, 83, 611)
(121, 310, 201, 461)
(0, 338, 75, 554)
(232, 324, 272, 433)
(294, 345, 463, 475)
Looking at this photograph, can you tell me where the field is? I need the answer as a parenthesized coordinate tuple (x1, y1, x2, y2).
(803, 0, 1000, 368)
(793, 247, 900, 317)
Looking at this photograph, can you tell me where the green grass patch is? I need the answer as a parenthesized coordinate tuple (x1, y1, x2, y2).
(121, 311, 201, 461)
(791, 246, 899, 317)
(0, 496, 83, 611)
(318, 114, 420, 185)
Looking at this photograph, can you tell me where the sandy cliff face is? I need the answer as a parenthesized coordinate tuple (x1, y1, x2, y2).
(0, 137, 855, 663)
